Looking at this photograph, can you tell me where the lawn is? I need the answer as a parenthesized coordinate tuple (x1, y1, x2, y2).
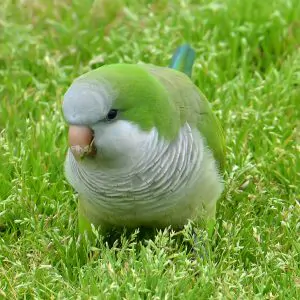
(0, 0, 299, 298)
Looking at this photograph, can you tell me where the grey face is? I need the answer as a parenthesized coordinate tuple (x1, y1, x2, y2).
(63, 79, 152, 169)
(63, 80, 114, 126)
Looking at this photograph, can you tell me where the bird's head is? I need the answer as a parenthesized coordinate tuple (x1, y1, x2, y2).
(62, 64, 180, 169)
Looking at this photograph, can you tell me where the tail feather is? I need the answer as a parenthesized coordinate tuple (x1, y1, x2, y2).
(169, 44, 196, 77)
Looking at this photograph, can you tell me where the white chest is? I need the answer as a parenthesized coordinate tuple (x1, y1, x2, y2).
(65, 125, 223, 227)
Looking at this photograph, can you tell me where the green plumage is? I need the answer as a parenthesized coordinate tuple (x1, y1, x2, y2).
(144, 65, 226, 171)
(75, 65, 181, 140)
(169, 43, 196, 77)
(75, 62, 225, 171)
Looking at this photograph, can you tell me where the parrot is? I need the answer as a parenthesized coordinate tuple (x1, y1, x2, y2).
(62, 44, 225, 238)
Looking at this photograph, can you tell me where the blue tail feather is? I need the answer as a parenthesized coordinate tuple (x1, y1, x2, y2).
(169, 44, 196, 78)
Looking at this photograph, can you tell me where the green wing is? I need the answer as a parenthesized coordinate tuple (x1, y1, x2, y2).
(143, 65, 226, 172)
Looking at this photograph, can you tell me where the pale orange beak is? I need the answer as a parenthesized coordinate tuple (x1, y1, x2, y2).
(68, 125, 96, 160)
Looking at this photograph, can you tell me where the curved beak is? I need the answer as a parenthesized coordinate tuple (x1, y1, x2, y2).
(68, 125, 96, 160)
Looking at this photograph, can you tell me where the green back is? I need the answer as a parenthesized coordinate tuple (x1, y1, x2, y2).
(143, 65, 226, 172)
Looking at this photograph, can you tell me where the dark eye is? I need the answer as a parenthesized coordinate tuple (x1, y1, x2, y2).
(105, 109, 118, 121)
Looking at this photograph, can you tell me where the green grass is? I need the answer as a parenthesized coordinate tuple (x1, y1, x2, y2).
(0, 0, 299, 298)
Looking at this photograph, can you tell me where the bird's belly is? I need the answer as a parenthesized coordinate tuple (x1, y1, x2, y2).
(79, 154, 223, 228)
(82, 187, 216, 229)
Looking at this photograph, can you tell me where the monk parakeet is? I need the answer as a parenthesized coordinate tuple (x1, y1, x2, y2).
(63, 44, 225, 236)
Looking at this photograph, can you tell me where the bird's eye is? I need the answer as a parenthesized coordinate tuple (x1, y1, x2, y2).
(105, 109, 118, 121)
